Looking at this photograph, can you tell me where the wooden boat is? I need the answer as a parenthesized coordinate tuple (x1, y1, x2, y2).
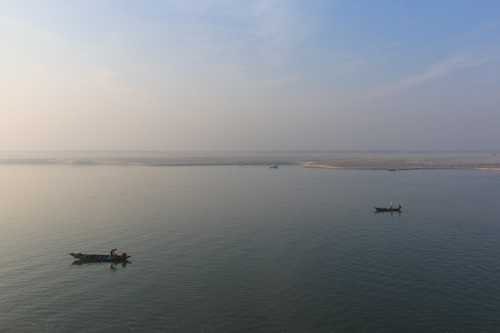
(374, 205, 401, 212)
(374, 207, 401, 212)
(69, 252, 131, 262)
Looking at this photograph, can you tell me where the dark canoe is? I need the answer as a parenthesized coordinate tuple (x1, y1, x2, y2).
(374, 207, 401, 212)
(69, 252, 131, 262)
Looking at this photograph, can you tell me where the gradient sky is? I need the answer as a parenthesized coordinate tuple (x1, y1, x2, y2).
(1, 1, 499, 151)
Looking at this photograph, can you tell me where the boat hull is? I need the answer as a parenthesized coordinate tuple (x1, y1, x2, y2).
(374, 207, 401, 212)
(69, 253, 131, 262)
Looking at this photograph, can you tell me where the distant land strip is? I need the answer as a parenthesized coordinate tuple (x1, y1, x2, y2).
(0, 157, 299, 166)
(301, 159, 500, 171)
(1, 155, 500, 171)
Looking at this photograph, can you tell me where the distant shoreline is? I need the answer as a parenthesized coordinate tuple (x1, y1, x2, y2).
(302, 161, 500, 171)
(1, 152, 500, 171)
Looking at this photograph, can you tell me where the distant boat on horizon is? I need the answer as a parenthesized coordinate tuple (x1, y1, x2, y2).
(270, 165, 278, 169)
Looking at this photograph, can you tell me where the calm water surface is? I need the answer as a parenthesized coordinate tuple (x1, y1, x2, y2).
(1, 165, 499, 332)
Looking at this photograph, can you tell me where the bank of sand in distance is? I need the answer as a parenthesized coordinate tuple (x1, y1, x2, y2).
(302, 155, 500, 171)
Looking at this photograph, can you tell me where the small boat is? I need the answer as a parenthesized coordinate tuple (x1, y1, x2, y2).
(374, 204, 402, 212)
(374, 207, 401, 212)
(270, 165, 278, 169)
(69, 252, 131, 262)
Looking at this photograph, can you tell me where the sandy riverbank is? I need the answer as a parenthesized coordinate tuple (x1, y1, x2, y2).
(301, 155, 500, 171)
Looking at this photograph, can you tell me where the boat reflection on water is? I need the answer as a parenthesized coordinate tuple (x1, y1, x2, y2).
(71, 260, 131, 269)
(374, 210, 402, 216)
(110, 261, 129, 271)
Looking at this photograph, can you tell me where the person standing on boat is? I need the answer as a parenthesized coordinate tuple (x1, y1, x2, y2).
(110, 248, 117, 259)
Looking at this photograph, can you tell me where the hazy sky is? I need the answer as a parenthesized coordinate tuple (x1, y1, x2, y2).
(1, 1, 499, 151)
